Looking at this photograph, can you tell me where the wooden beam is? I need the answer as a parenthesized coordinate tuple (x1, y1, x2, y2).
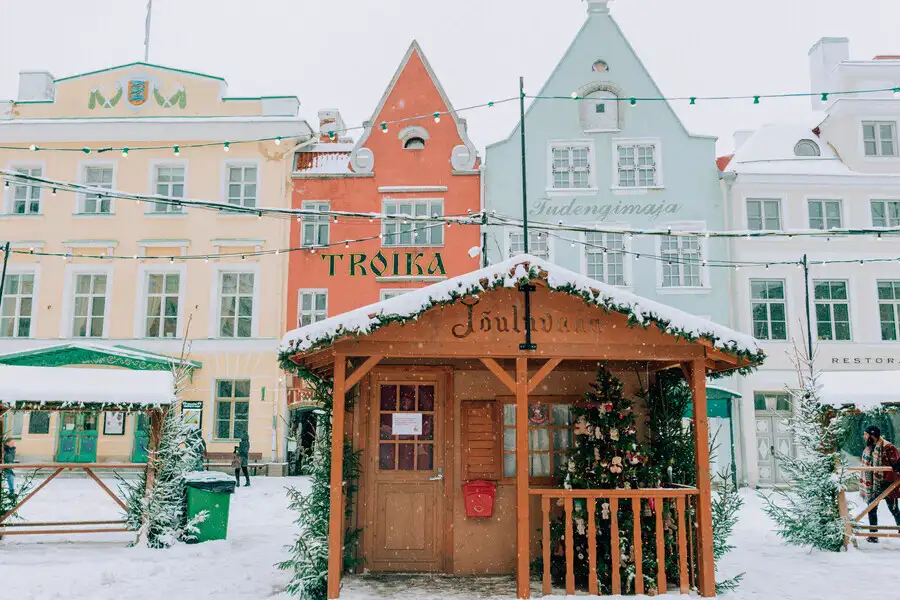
(0, 467, 64, 524)
(327, 356, 347, 599)
(345, 355, 383, 390)
(84, 467, 127, 511)
(515, 357, 530, 599)
(0, 527, 130, 536)
(688, 358, 716, 597)
(528, 358, 562, 393)
(480, 357, 517, 394)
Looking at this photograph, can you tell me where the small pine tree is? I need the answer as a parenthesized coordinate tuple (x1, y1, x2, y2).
(760, 349, 848, 552)
(712, 468, 745, 593)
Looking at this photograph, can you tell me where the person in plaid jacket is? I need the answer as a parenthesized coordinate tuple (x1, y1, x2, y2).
(860, 425, 900, 543)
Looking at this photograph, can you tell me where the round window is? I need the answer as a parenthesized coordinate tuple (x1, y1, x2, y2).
(592, 60, 609, 73)
(794, 139, 820, 157)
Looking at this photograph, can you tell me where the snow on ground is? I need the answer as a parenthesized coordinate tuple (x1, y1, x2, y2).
(0, 480, 895, 600)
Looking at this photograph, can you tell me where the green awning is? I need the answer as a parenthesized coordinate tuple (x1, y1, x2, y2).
(0, 342, 201, 371)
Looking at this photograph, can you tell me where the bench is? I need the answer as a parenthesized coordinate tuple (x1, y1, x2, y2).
(204, 452, 267, 476)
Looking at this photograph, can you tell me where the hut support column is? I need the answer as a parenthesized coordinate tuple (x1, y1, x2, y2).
(327, 356, 347, 599)
(515, 357, 530, 599)
(688, 358, 716, 597)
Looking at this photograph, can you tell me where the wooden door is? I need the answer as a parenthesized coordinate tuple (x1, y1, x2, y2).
(132, 413, 150, 463)
(755, 413, 792, 486)
(57, 412, 99, 462)
(367, 374, 445, 571)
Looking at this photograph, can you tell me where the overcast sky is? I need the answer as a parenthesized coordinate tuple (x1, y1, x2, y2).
(2, 0, 899, 154)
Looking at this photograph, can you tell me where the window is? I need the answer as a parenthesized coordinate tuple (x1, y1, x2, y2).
(581, 91, 618, 131)
(8, 167, 41, 214)
(27, 411, 50, 435)
(877, 281, 900, 340)
(2, 411, 24, 438)
(215, 379, 250, 439)
(592, 60, 609, 73)
(750, 280, 787, 340)
(616, 143, 658, 188)
(0, 273, 34, 338)
(794, 140, 820, 157)
(301, 201, 330, 247)
(81, 165, 113, 214)
(660, 236, 702, 287)
(754, 392, 791, 412)
(298, 290, 327, 326)
(509, 231, 549, 260)
(378, 384, 436, 471)
(814, 280, 851, 341)
(863, 121, 897, 156)
(584, 232, 626, 285)
(72, 273, 107, 337)
(404, 137, 426, 150)
(218, 272, 254, 338)
(502, 402, 572, 478)
(871, 200, 900, 227)
(746, 199, 782, 230)
(807, 200, 842, 230)
(145, 273, 180, 338)
(226, 165, 258, 208)
(383, 199, 443, 246)
(151, 165, 185, 213)
(380, 289, 410, 301)
(550, 144, 593, 189)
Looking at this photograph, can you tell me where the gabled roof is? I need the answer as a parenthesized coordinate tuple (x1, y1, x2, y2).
(0, 342, 201, 371)
(54, 62, 226, 83)
(280, 255, 764, 366)
(724, 120, 852, 176)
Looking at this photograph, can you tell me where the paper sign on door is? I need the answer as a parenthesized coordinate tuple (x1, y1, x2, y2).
(392, 413, 423, 435)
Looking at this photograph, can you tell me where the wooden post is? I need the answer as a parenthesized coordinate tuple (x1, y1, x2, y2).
(515, 357, 530, 599)
(144, 408, 164, 492)
(327, 356, 347, 599)
(689, 359, 716, 597)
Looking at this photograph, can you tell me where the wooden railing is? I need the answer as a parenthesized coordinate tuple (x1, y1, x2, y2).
(530, 487, 700, 597)
(840, 466, 900, 545)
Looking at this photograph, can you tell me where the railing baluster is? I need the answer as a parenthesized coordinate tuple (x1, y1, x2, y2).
(610, 497, 621, 595)
(676, 496, 689, 594)
(542, 495, 551, 597)
(632, 497, 644, 595)
(564, 497, 575, 595)
(655, 498, 666, 594)
(688, 496, 696, 590)
(587, 496, 598, 595)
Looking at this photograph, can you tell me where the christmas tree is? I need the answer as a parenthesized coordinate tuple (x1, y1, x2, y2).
(760, 349, 848, 552)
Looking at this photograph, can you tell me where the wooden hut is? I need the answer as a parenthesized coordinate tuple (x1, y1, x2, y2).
(279, 255, 764, 599)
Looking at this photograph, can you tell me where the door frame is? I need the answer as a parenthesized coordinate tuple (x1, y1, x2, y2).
(755, 409, 792, 487)
(360, 366, 454, 573)
(56, 411, 99, 463)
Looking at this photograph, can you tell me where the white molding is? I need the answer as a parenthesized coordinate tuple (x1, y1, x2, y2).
(62, 239, 118, 256)
(210, 238, 265, 253)
(809, 277, 853, 342)
(377, 185, 448, 193)
(208, 262, 261, 339)
(545, 139, 597, 195)
(0, 262, 41, 339)
(75, 158, 118, 215)
(654, 220, 710, 293)
(297, 288, 329, 328)
(803, 194, 845, 231)
(375, 275, 447, 282)
(146, 159, 189, 215)
(741, 194, 786, 231)
(3, 160, 46, 215)
(858, 117, 899, 160)
(221, 157, 262, 208)
(60, 263, 115, 338)
(380, 198, 445, 249)
(134, 263, 188, 339)
(611, 137, 664, 190)
(0, 336, 282, 355)
(578, 223, 633, 289)
(379, 288, 413, 301)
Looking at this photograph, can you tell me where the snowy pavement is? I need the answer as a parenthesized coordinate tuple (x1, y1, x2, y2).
(0, 478, 895, 599)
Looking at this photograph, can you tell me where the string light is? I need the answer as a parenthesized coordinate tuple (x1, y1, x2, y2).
(380, 122, 388, 133)
(223, 141, 230, 152)
(274, 137, 282, 146)
(29, 144, 37, 152)
(51, 188, 56, 196)
(689, 97, 696, 105)
(821, 92, 829, 103)
(121, 148, 129, 158)
(82, 147, 91, 154)
(894, 88, 900, 99)
(629, 98, 637, 107)
(328, 131, 336, 141)
(433, 113, 441, 123)
(753, 96, 761, 105)
(570, 92, 578, 99)
(173, 145, 180, 156)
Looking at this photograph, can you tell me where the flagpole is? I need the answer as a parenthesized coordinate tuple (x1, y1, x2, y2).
(144, 0, 153, 62)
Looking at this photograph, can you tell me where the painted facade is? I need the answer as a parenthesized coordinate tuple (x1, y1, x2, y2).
(723, 38, 900, 486)
(0, 62, 312, 465)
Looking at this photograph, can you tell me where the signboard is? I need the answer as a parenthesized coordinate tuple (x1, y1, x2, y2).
(321, 251, 446, 277)
(181, 401, 203, 431)
(451, 298, 604, 340)
(530, 197, 683, 221)
(103, 412, 126, 436)
(392, 413, 423, 436)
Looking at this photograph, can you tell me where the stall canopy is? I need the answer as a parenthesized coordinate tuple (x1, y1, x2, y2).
(818, 371, 900, 409)
(0, 365, 176, 408)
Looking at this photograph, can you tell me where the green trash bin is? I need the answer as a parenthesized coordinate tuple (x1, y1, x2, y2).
(184, 471, 236, 542)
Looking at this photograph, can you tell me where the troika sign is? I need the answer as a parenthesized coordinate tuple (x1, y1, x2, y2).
(530, 197, 683, 221)
(451, 298, 603, 339)
(322, 252, 446, 277)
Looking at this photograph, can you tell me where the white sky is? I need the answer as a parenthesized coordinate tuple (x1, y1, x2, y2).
(2, 0, 899, 155)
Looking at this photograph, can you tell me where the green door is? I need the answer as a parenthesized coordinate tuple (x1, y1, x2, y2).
(57, 412, 99, 462)
(132, 413, 150, 463)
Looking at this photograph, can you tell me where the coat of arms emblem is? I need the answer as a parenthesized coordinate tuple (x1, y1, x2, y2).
(127, 79, 149, 106)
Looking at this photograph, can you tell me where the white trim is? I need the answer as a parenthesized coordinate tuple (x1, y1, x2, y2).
(655, 220, 710, 294)
(746, 277, 790, 342)
(75, 159, 117, 215)
(810, 278, 853, 342)
(379, 288, 413, 301)
(208, 262, 261, 339)
(578, 224, 633, 289)
(210, 238, 265, 253)
(60, 263, 115, 338)
(3, 161, 46, 215)
(381, 198, 445, 248)
(300, 200, 330, 248)
(221, 158, 262, 209)
(134, 263, 188, 339)
(803, 195, 845, 231)
(545, 139, 598, 196)
(377, 185, 448, 193)
(612, 137, 664, 190)
(866, 193, 900, 228)
(0, 263, 41, 339)
(742, 195, 785, 232)
(504, 226, 553, 262)
(137, 239, 190, 257)
(374, 275, 447, 283)
(146, 159, 189, 215)
(859, 118, 899, 159)
(296, 288, 329, 328)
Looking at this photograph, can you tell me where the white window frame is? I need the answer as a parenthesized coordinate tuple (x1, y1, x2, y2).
(147, 160, 188, 215)
(506, 228, 552, 261)
(813, 279, 852, 342)
(876, 280, 900, 342)
(380, 289, 412, 301)
(655, 222, 709, 294)
(749, 279, 788, 341)
(76, 160, 117, 215)
(862, 120, 898, 157)
(546, 141, 597, 194)
(807, 198, 843, 231)
(4, 163, 44, 215)
(870, 198, 900, 228)
(297, 289, 328, 327)
(580, 229, 631, 288)
(301, 200, 330, 248)
(745, 198, 782, 231)
(212, 378, 252, 441)
(381, 198, 444, 247)
(2, 411, 24, 438)
(134, 263, 187, 339)
(0, 266, 39, 338)
(613, 138, 663, 189)
(61, 264, 114, 338)
(222, 159, 261, 209)
(209, 263, 260, 339)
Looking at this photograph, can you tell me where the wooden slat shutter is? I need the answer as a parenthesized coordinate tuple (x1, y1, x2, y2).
(461, 401, 501, 481)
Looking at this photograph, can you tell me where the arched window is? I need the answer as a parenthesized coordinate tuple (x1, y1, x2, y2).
(592, 60, 609, 73)
(580, 90, 619, 132)
(794, 139, 820, 157)
(404, 137, 426, 150)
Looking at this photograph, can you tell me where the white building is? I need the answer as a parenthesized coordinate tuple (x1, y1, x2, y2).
(722, 37, 900, 487)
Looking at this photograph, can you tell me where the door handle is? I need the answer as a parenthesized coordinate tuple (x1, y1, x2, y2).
(429, 474, 444, 481)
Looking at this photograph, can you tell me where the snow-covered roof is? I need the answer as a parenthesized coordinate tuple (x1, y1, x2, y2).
(280, 255, 764, 364)
(818, 371, 900, 409)
(725, 120, 854, 176)
(294, 146, 353, 175)
(0, 365, 176, 408)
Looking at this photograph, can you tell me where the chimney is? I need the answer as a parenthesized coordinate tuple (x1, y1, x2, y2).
(318, 109, 345, 143)
(17, 71, 55, 102)
(808, 37, 849, 109)
(585, 0, 611, 14)
(733, 130, 754, 152)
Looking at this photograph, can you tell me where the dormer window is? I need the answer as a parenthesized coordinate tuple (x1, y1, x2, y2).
(794, 139, 820, 157)
(398, 125, 430, 151)
(404, 137, 426, 150)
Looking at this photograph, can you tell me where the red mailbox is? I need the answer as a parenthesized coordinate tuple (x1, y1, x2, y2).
(463, 480, 496, 518)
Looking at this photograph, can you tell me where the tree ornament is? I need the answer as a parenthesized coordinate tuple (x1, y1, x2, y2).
(609, 428, 619, 441)
(574, 416, 590, 436)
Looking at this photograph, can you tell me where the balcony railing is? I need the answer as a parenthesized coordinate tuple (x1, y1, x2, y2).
(529, 487, 700, 597)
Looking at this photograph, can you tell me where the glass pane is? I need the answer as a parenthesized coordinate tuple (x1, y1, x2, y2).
(221, 274, 237, 294)
(234, 401, 249, 419)
(93, 275, 107, 293)
(530, 453, 550, 477)
(421, 414, 434, 440)
(233, 420, 248, 440)
(216, 420, 231, 439)
(416, 444, 433, 470)
(314, 294, 326, 311)
(380, 385, 396, 411)
(379, 444, 395, 470)
(397, 444, 415, 470)
(503, 404, 515, 426)
(551, 404, 570, 426)
(529, 428, 550, 451)
(90, 316, 104, 337)
(504, 453, 516, 477)
(234, 380, 251, 398)
(553, 429, 571, 450)
(399, 385, 416, 411)
(237, 317, 252, 337)
(217, 380, 233, 398)
(239, 274, 254, 294)
(504, 428, 516, 451)
(165, 275, 179, 293)
(380, 414, 393, 440)
(418, 385, 434, 411)
(216, 401, 232, 420)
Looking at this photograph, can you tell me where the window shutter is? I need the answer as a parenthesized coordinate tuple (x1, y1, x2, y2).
(461, 401, 501, 481)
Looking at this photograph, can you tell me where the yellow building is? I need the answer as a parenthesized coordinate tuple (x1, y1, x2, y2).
(0, 63, 312, 469)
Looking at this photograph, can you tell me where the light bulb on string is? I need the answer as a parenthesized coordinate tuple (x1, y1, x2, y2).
(333, 215, 338, 224)
(380, 122, 388, 133)
(51, 188, 57, 196)
(223, 141, 231, 152)
(169, 257, 174, 264)
(29, 144, 38, 152)
(689, 97, 696, 105)
(893, 88, 900, 99)
(275, 137, 282, 146)
(82, 147, 91, 154)
(878, 233, 883, 241)
(629, 98, 637, 107)
(344, 242, 349, 248)
(328, 131, 336, 141)
(821, 92, 829, 103)
(204, 257, 209, 263)
(570, 92, 578, 99)
(753, 96, 761, 105)
(433, 113, 441, 123)
(122, 148, 129, 158)
(274, 249, 280, 256)
(3, 181, 7, 188)
(173, 145, 180, 156)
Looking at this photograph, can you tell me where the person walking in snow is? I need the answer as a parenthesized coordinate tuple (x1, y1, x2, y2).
(237, 432, 251, 487)
(860, 425, 900, 542)
(2, 439, 15, 494)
